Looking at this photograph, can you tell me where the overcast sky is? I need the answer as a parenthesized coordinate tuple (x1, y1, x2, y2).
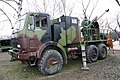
(0, 0, 120, 36)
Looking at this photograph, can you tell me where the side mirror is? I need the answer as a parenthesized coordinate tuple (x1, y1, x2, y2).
(28, 24, 35, 30)
(28, 16, 35, 31)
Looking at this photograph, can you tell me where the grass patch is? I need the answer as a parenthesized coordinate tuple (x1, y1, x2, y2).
(0, 59, 82, 80)
(0, 52, 116, 80)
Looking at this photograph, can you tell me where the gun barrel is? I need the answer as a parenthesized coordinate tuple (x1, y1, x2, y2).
(97, 9, 109, 20)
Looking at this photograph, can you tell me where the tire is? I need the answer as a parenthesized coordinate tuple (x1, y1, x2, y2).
(98, 44, 107, 59)
(38, 49, 63, 75)
(86, 45, 98, 62)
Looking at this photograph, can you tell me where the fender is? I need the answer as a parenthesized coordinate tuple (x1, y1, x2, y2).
(37, 41, 67, 64)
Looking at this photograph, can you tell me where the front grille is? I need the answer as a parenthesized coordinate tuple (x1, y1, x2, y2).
(11, 38, 19, 48)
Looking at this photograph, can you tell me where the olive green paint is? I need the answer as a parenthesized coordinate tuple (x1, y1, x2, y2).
(67, 26, 76, 44)
(18, 13, 47, 40)
(57, 42, 67, 64)
(58, 27, 66, 46)
(58, 26, 76, 46)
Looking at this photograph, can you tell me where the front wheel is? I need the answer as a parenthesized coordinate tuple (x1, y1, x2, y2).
(38, 49, 63, 75)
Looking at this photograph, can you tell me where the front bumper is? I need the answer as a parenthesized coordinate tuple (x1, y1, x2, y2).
(8, 48, 29, 60)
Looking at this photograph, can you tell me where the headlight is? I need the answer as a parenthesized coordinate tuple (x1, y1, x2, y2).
(17, 45, 21, 48)
(11, 32, 17, 38)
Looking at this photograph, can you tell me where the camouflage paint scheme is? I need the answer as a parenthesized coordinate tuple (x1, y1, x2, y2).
(10, 12, 112, 66)
(13, 12, 80, 64)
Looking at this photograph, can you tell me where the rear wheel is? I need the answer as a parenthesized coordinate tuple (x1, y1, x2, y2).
(98, 44, 107, 59)
(38, 49, 63, 75)
(86, 45, 98, 62)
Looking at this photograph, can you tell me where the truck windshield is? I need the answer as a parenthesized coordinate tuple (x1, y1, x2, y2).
(13, 13, 27, 33)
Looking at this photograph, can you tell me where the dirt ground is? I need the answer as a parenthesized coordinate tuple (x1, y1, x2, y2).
(0, 50, 120, 80)
(48, 50, 120, 80)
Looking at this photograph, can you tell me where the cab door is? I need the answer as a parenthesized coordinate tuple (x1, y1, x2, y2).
(26, 13, 51, 52)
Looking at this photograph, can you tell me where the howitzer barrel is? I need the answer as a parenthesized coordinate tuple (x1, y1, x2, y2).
(97, 9, 109, 20)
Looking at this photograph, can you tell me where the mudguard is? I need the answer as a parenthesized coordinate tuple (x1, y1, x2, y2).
(37, 41, 67, 64)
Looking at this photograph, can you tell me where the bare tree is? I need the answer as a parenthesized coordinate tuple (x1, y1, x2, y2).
(59, 0, 77, 16)
(81, 0, 101, 20)
(108, 12, 120, 37)
(32, 0, 42, 12)
(115, 13, 120, 43)
(0, 19, 9, 30)
(0, 0, 18, 12)
(42, 0, 49, 12)
(116, 13, 120, 28)
(98, 17, 120, 37)
(67, 3, 76, 16)
(98, 18, 120, 42)
(89, 0, 99, 19)
(49, 0, 61, 18)
(0, 19, 8, 23)
(0, 0, 23, 29)
(81, 0, 92, 18)
(0, 0, 23, 18)
(30, 0, 62, 18)
(32, 0, 76, 19)
(60, 0, 66, 15)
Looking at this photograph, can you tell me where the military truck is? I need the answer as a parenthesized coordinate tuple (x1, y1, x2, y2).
(0, 38, 12, 52)
(8, 12, 113, 75)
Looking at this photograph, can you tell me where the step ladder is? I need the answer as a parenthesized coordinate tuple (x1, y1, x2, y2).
(81, 43, 89, 71)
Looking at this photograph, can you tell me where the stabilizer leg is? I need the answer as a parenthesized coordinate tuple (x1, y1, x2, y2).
(81, 51, 89, 71)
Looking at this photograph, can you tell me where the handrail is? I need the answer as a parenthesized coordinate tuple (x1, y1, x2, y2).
(81, 28, 110, 41)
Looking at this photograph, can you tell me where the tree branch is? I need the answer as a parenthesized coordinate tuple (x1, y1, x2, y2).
(0, 19, 8, 23)
(0, 0, 18, 13)
(89, 0, 99, 19)
(68, 2, 76, 16)
(115, 0, 120, 6)
(85, 0, 91, 11)
(3, 0, 18, 4)
(60, 0, 66, 15)
(81, 0, 86, 17)
(116, 13, 120, 28)
(81, 0, 92, 18)
(0, 8, 13, 29)
(34, 0, 42, 12)
(43, 0, 47, 12)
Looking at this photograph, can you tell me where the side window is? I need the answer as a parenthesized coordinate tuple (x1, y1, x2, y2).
(71, 18, 78, 24)
(35, 16, 48, 29)
(35, 16, 41, 29)
(41, 17, 47, 27)
(28, 16, 35, 30)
